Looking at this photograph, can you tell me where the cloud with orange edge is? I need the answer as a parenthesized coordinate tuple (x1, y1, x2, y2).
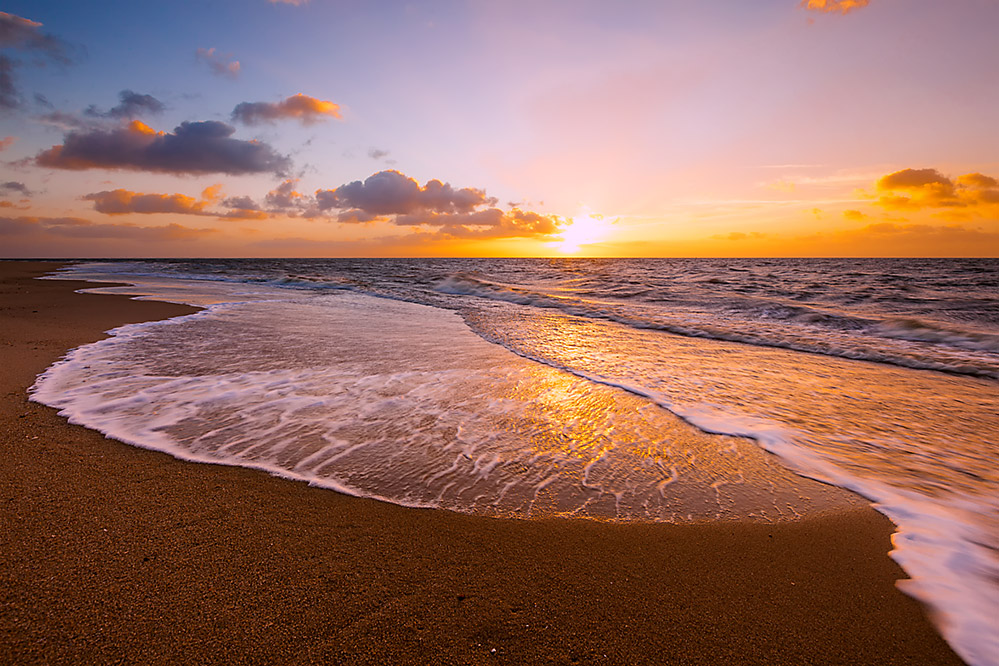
(801, 0, 870, 15)
(231, 94, 341, 126)
(874, 168, 999, 215)
(83, 189, 210, 216)
(83, 185, 272, 221)
(315, 170, 564, 239)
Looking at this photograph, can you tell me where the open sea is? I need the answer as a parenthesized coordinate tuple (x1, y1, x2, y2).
(30, 258, 999, 666)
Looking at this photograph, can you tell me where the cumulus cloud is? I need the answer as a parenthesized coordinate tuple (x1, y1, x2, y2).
(195, 47, 240, 79)
(232, 94, 341, 126)
(315, 170, 562, 239)
(84, 90, 165, 119)
(875, 168, 999, 213)
(35, 119, 291, 175)
(801, 0, 870, 14)
(316, 170, 496, 216)
(0, 12, 77, 110)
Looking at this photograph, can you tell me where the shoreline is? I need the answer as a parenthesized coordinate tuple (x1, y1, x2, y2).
(0, 261, 963, 665)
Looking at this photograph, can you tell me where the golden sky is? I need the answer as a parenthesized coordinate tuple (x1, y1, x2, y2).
(1, 1, 997, 257)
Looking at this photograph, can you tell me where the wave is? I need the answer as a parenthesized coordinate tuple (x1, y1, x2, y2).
(433, 274, 999, 380)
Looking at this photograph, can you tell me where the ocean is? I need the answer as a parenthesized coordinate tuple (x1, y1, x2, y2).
(30, 258, 999, 666)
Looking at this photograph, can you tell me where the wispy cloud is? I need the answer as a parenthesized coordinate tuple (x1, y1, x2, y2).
(0, 215, 216, 241)
(84, 186, 271, 221)
(0, 12, 79, 110)
(800, 0, 871, 15)
(195, 47, 240, 79)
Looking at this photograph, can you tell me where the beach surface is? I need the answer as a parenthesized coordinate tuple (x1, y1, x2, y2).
(0, 261, 963, 665)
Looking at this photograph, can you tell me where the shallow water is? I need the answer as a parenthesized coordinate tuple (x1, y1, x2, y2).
(32, 259, 999, 666)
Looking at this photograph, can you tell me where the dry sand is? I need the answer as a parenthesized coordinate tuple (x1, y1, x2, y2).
(0, 261, 963, 665)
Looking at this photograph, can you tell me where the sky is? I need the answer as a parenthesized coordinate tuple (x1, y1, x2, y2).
(1, 0, 997, 258)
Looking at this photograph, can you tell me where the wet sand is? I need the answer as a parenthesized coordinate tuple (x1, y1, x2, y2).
(0, 261, 963, 665)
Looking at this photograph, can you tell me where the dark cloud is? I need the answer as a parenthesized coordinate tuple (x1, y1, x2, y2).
(1, 180, 31, 196)
(0, 55, 17, 109)
(195, 47, 240, 79)
(800, 0, 870, 14)
(222, 195, 260, 211)
(368, 148, 390, 160)
(84, 90, 165, 119)
(33, 92, 51, 108)
(232, 94, 341, 126)
(315, 170, 561, 239)
(35, 120, 291, 175)
(0, 12, 78, 110)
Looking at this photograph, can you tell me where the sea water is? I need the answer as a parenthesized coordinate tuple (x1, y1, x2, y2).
(31, 258, 999, 666)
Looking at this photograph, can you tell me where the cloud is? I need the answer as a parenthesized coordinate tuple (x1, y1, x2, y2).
(83, 189, 209, 216)
(0, 215, 215, 241)
(84, 90, 165, 119)
(232, 94, 341, 126)
(268, 0, 309, 5)
(316, 170, 496, 216)
(315, 170, 562, 239)
(1, 181, 31, 197)
(0, 136, 14, 151)
(35, 119, 291, 175)
(368, 148, 390, 160)
(0, 12, 77, 110)
(800, 0, 870, 15)
(83, 186, 271, 221)
(843, 209, 868, 221)
(875, 167, 999, 213)
(195, 47, 240, 79)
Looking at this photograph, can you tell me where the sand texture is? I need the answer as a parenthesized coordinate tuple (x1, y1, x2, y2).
(0, 261, 962, 665)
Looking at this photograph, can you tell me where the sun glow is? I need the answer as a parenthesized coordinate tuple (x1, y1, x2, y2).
(556, 209, 612, 254)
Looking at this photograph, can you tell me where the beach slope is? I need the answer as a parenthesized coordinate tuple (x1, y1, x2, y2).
(0, 261, 962, 665)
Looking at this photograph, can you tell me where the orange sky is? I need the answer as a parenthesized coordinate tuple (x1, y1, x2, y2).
(1, 1, 997, 257)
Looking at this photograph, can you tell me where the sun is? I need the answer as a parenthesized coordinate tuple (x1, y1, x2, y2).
(556, 208, 611, 254)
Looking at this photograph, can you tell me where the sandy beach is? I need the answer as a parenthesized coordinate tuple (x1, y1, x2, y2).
(0, 261, 963, 665)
